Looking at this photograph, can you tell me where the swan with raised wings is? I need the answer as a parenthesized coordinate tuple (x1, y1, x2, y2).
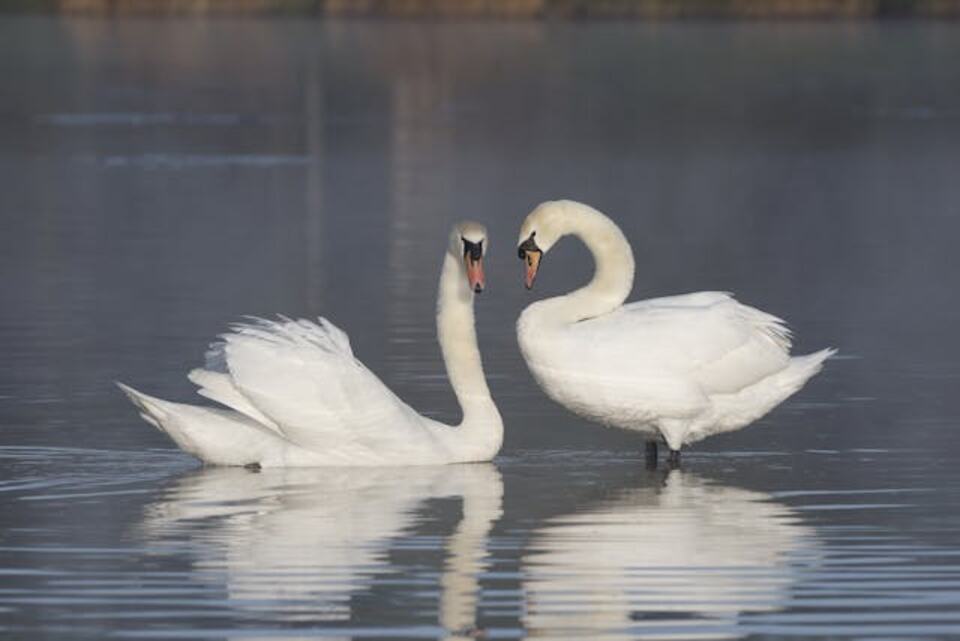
(118, 222, 502, 467)
(516, 200, 834, 463)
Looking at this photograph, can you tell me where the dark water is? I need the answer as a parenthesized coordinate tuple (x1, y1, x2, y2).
(2, 16, 960, 639)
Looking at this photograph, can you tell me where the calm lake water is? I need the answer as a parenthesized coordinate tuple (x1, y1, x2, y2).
(3, 15, 960, 639)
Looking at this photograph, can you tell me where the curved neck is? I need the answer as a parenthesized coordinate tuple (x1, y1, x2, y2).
(436, 253, 502, 447)
(535, 204, 635, 324)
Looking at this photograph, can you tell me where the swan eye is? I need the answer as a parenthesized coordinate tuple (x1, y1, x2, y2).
(517, 234, 540, 259)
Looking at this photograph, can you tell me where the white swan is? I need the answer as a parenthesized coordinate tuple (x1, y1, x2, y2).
(516, 200, 835, 461)
(118, 222, 502, 467)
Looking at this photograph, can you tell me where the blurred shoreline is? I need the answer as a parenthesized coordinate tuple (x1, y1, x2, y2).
(8, 0, 960, 19)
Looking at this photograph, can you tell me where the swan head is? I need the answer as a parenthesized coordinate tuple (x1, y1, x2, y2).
(518, 200, 627, 290)
(516, 200, 573, 289)
(451, 221, 487, 294)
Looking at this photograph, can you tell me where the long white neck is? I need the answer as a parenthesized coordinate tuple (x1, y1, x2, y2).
(435, 253, 502, 459)
(531, 203, 635, 325)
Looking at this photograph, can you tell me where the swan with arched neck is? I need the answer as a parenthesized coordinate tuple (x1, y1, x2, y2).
(516, 200, 834, 461)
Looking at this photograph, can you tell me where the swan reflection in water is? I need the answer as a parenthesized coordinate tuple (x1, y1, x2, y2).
(523, 467, 818, 641)
(139, 462, 816, 640)
(139, 464, 502, 640)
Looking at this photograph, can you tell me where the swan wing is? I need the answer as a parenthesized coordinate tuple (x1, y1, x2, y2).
(187, 368, 282, 433)
(574, 292, 792, 394)
(196, 317, 436, 458)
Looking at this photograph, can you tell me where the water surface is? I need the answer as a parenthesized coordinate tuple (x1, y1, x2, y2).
(2, 16, 960, 639)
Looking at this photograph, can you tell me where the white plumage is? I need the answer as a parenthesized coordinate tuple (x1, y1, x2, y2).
(119, 222, 502, 467)
(517, 200, 835, 453)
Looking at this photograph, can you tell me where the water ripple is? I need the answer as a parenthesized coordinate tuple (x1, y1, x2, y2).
(0, 449, 959, 639)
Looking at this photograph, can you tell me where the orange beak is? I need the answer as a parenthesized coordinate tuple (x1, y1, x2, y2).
(465, 255, 485, 293)
(523, 250, 542, 290)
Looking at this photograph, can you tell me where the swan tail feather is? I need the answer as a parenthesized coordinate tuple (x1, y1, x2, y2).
(755, 346, 836, 406)
(694, 347, 836, 441)
(748, 346, 836, 417)
(116, 381, 169, 430)
(783, 347, 836, 390)
(116, 382, 291, 466)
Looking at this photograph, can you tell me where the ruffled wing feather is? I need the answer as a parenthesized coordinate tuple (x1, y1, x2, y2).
(192, 317, 437, 457)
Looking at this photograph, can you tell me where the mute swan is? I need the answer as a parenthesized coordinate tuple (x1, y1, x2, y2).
(516, 200, 834, 462)
(118, 222, 502, 467)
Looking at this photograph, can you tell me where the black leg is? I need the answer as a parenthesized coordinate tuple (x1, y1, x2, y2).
(667, 449, 681, 467)
(645, 440, 658, 468)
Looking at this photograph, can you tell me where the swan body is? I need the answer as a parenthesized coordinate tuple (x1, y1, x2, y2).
(119, 222, 502, 467)
(516, 200, 834, 453)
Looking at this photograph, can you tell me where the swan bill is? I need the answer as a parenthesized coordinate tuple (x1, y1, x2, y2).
(518, 234, 542, 290)
(462, 238, 485, 294)
(520, 251, 542, 290)
(523, 250, 542, 290)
